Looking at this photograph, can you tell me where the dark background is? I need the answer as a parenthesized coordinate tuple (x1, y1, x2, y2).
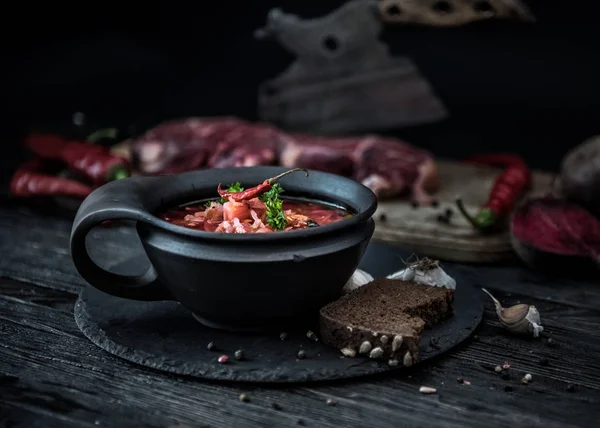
(1, 0, 599, 184)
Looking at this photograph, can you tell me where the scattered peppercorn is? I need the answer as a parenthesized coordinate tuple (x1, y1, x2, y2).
(218, 355, 229, 364)
(547, 337, 556, 347)
(504, 385, 513, 392)
(379, 213, 387, 222)
(437, 214, 449, 224)
(445, 208, 454, 217)
(306, 330, 318, 342)
(280, 332, 288, 340)
(431, 200, 439, 208)
(296, 419, 306, 426)
(207, 341, 216, 351)
(234, 349, 244, 361)
(239, 393, 250, 402)
(494, 365, 503, 373)
(501, 372, 510, 380)
(326, 398, 337, 406)
(411, 201, 419, 209)
(271, 402, 282, 410)
(456, 377, 464, 384)
(297, 350, 307, 359)
(566, 384, 576, 392)
(538, 357, 549, 366)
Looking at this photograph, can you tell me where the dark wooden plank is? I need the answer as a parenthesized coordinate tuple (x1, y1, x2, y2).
(1, 280, 600, 428)
(0, 207, 140, 294)
(448, 264, 600, 311)
(0, 401, 88, 428)
(0, 278, 76, 313)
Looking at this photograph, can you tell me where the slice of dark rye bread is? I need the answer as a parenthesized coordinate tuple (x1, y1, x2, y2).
(319, 278, 454, 366)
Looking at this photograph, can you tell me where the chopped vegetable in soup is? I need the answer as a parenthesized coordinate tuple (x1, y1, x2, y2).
(160, 168, 351, 233)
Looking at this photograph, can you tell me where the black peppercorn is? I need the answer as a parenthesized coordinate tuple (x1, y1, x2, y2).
(437, 214, 449, 224)
(379, 213, 387, 222)
(445, 208, 453, 217)
(456, 377, 464, 384)
(297, 350, 307, 359)
(566, 384, 576, 392)
(411, 201, 419, 209)
(271, 402, 282, 410)
(431, 200, 439, 208)
(297, 419, 306, 426)
(547, 337, 556, 347)
(501, 372, 510, 380)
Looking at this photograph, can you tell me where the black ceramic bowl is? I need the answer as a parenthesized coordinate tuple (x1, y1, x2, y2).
(70, 167, 377, 331)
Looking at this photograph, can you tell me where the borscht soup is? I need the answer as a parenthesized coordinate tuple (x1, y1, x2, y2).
(159, 168, 352, 234)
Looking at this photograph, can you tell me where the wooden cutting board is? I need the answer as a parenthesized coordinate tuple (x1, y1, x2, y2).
(373, 159, 554, 263)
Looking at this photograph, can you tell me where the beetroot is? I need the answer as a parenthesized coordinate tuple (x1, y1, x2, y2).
(510, 196, 600, 273)
(560, 136, 600, 218)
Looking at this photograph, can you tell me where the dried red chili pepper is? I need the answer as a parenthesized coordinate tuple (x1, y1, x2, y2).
(456, 153, 532, 231)
(23, 133, 130, 186)
(10, 158, 94, 199)
(217, 168, 309, 202)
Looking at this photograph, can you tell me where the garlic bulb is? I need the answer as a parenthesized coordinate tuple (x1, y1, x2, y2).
(343, 269, 374, 294)
(481, 288, 544, 338)
(387, 258, 456, 290)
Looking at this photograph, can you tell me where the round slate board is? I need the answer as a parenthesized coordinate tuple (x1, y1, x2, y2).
(74, 241, 484, 383)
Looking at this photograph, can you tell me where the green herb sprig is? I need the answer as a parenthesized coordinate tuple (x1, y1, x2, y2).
(260, 183, 287, 230)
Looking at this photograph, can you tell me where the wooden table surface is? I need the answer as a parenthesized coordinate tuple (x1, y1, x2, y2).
(1, 202, 600, 428)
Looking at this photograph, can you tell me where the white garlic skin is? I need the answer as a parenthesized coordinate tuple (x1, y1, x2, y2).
(342, 269, 374, 294)
(387, 266, 456, 290)
(388, 267, 416, 281)
(525, 306, 544, 338)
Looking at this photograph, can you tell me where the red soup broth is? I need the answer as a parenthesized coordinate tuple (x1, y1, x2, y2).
(160, 198, 352, 233)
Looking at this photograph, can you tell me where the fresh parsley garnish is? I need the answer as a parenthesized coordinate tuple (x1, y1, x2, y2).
(218, 182, 244, 204)
(260, 183, 287, 230)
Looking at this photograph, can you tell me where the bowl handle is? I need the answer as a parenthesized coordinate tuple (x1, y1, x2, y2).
(70, 178, 173, 301)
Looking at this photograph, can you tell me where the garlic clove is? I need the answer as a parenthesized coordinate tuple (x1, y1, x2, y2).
(481, 288, 544, 338)
(343, 269, 374, 294)
(500, 303, 530, 325)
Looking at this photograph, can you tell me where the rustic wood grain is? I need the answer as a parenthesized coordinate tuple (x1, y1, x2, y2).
(374, 160, 555, 263)
(2, 281, 600, 427)
(1, 204, 600, 427)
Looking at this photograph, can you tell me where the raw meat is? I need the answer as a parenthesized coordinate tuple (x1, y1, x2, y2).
(131, 117, 439, 202)
(279, 135, 357, 178)
(132, 117, 283, 173)
(280, 134, 439, 203)
(354, 136, 439, 203)
(131, 118, 210, 175)
(207, 121, 287, 168)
